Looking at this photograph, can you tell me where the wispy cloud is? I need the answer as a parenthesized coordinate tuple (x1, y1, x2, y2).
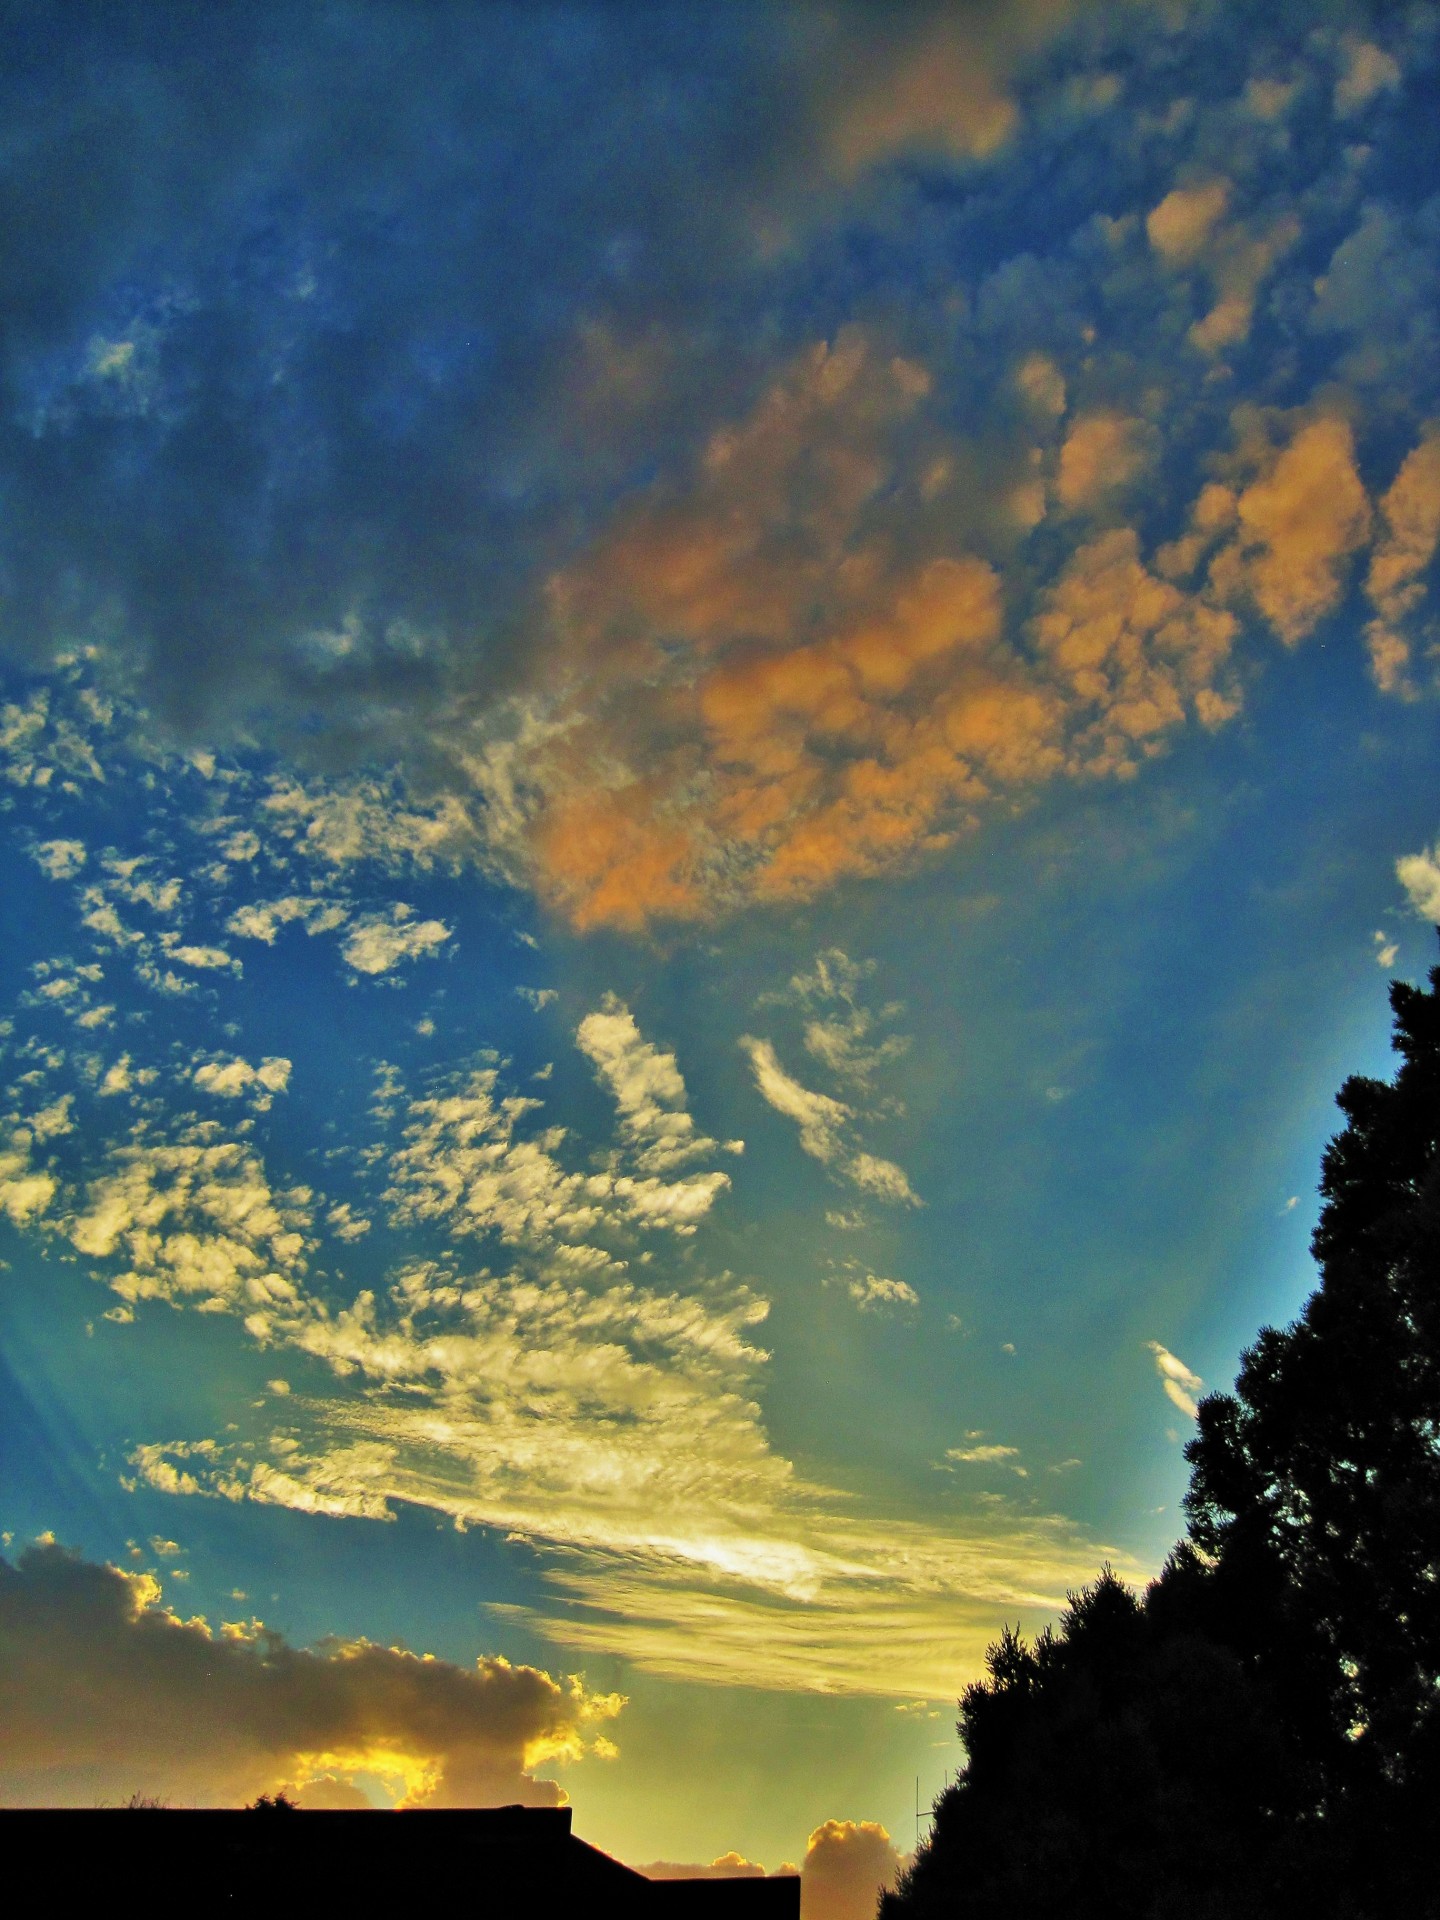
(576, 994, 737, 1172)
(739, 1035, 918, 1205)
(1146, 1341, 1204, 1419)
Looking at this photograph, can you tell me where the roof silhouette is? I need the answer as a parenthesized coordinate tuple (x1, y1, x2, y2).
(1, 1805, 800, 1915)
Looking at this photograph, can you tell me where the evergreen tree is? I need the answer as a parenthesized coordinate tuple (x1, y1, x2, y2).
(883, 956, 1440, 1920)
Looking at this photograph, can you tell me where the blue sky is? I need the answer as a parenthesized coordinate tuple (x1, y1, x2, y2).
(3, 0, 1440, 1893)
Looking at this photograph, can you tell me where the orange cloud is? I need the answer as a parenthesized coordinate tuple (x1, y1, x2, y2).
(1364, 426, 1440, 694)
(1209, 415, 1371, 643)
(519, 325, 1266, 931)
(1055, 411, 1153, 512)
(1147, 179, 1230, 264)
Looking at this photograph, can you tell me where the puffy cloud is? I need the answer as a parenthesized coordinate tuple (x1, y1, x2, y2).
(226, 895, 349, 945)
(1208, 417, 1371, 645)
(341, 907, 452, 977)
(64, 1130, 312, 1316)
(1055, 412, 1152, 512)
(30, 838, 87, 880)
(846, 1274, 919, 1313)
(0, 1131, 57, 1226)
(1334, 36, 1402, 117)
(260, 778, 483, 877)
(575, 995, 727, 1171)
(0, 1538, 619, 1808)
(740, 1036, 918, 1206)
(1397, 841, 1440, 922)
(800, 1819, 903, 1920)
(1146, 1341, 1203, 1419)
(1364, 428, 1440, 696)
(1146, 180, 1230, 264)
(383, 1055, 730, 1248)
(1034, 529, 1239, 766)
(193, 1055, 292, 1106)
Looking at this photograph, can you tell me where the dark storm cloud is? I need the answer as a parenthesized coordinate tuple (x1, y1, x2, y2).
(0, 1537, 620, 1806)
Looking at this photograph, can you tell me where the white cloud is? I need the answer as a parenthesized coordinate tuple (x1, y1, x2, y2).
(846, 1274, 919, 1312)
(576, 994, 724, 1172)
(0, 1133, 57, 1225)
(341, 907, 452, 976)
(193, 1055, 292, 1107)
(945, 1443, 1021, 1466)
(64, 1130, 312, 1317)
(325, 1201, 372, 1243)
(776, 948, 911, 1090)
(1397, 841, 1440, 922)
(260, 774, 481, 874)
(1146, 1341, 1203, 1418)
(1373, 930, 1398, 968)
(516, 986, 558, 1010)
(226, 896, 349, 945)
(30, 838, 87, 880)
(740, 1036, 918, 1206)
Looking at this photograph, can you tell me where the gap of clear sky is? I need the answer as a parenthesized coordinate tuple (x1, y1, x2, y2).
(2, 0, 1439, 1888)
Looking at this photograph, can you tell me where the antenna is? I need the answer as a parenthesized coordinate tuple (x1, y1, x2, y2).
(915, 1775, 920, 1853)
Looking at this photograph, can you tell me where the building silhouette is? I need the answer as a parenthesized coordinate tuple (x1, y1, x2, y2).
(3, 1804, 800, 1915)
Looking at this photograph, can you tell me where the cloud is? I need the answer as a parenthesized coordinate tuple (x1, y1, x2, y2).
(0, 1537, 619, 1809)
(800, 1819, 903, 1920)
(1147, 180, 1230, 264)
(1364, 427, 1440, 696)
(30, 838, 87, 881)
(382, 1054, 731, 1248)
(0, 1132, 57, 1226)
(1208, 417, 1371, 646)
(945, 1443, 1022, 1467)
(1397, 841, 1440, 922)
(341, 908, 452, 977)
(575, 995, 726, 1172)
(193, 1054, 293, 1107)
(1055, 412, 1152, 512)
(64, 1129, 312, 1316)
(739, 1036, 918, 1205)
(784, 949, 911, 1089)
(226, 896, 349, 945)
(1146, 1340, 1203, 1419)
(641, 1853, 775, 1881)
(846, 1274, 919, 1313)
(1334, 36, 1401, 117)
(1373, 931, 1399, 969)
(1035, 526, 1241, 763)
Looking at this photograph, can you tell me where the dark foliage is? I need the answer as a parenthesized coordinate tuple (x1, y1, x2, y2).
(883, 956, 1440, 1920)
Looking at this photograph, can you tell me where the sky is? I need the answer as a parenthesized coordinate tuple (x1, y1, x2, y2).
(3, 0, 1440, 1900)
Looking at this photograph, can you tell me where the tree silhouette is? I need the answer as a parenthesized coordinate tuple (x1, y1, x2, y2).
(884, 952, 1440, 1920)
